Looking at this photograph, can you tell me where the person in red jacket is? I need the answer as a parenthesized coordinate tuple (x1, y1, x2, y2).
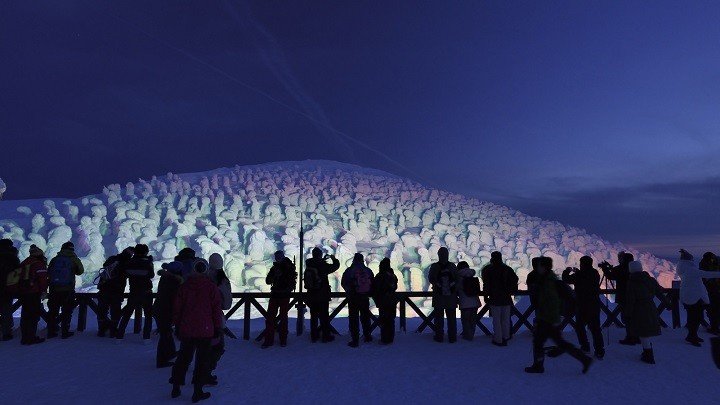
(18, 245, 48, 345)
(170, 258, 223, 403)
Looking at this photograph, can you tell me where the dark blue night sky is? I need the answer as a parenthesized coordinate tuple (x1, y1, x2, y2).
(1, 1, 719, 257)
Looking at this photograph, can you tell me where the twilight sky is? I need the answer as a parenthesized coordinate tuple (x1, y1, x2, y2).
(1, 1, 719, 258)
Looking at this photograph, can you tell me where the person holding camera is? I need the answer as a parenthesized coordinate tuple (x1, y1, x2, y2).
(599, 252, 638, 345)
(428, 247, 459, 343)
(562, 256, 605, 359)
(304, 247, 340, 343)
(170, 259, 223, 403)
(677, 249, 720, 347)
(263, 250, 297, 348)
(525, 256, 592, 374)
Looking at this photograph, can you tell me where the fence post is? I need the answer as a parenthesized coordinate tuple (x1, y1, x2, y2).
(671, 282, 681, 329)
(243, 298, 251, 341)
(399, 297, 406, 332)
(77, 297, 87, 332)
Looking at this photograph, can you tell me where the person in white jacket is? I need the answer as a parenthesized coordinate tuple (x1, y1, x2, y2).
(677, 249, 720, 346)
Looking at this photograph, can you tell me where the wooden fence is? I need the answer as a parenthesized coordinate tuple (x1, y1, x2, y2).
(9, 288, 682, 341)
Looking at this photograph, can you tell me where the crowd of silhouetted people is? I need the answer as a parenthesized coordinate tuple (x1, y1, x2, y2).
(2, 237, 720, 401)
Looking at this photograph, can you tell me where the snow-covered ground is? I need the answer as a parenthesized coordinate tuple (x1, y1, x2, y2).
(2, 317, 717, 404)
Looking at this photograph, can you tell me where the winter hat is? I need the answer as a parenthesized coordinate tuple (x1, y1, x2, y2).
(680, 249, 693, 261)
(353, 253, 364, 265)
(29, 244, 44, 257)
(274, 250, 285, 263)
(458, 261, 469, 270)
(0, 239, 12, 248)
(176, 248, 196, 260)
(623, 252, 635, 263)
(311, 247, 323, 259)
(193, 258, 209, 274)
(490, 251, 502, 263)
(161, 261, 184, 275)
(629, 261, 643, 273)
(61, 241, 74, 251)
(209, 253, 224, 270)
(134, 244, 149, 257)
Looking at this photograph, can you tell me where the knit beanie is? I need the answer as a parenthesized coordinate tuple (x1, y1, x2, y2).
(209, 253, 224, 270)
(61, 241, 74, 251)
(29, 244, 44, 257)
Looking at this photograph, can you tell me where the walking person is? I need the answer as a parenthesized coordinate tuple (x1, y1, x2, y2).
(372, 258, 398, 344)
(677, 249, 720, 347)
(170, 259, 223, 403)
(304, 248, 340, 343)
(625, 260, 666, 363)
(428, 247, 458, 343)
(115, 244, 154, 342)
(207, 253, 232, 378)
(600, 252, 638, 345)
(341, 253, 374, 347)
(562, 256, 605, 359)
(47, 242, 84, 339)
(16, 245, 48, 345)
(525, 256, 592, 374)
(457, 261, 481, 341)
(481, 252, 518, 346)
(154, 261, 184, 368)
(0, 239, 20, 341)
(700, 252, 720, 334)
(96, 247, 133, 337)
(263, 251, 296, 348)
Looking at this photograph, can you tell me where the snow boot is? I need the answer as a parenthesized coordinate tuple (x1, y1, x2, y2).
(192, 385, 211, 403)
(61, 331, 74, 339)
(580, 355, 593, 374)
(364, 335, 373, 343)
(171, 385, 181, 398)
(640, 348, 655, 364)
(595, 348, 605, 360)
(433, 335, 444, 343)
(711, 337, 720, 369)
(580, 344, 591, 353)
(685, 336, 702, 347)
(524, 360, 545, 374)
(2, 334, 13, 341)
(491, 340, 507, 347)
(347, 340, 359, 348)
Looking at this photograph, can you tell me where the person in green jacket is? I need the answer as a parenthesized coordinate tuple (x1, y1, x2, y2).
(47, 242, 84, 339)
(525, 256, 592, 374)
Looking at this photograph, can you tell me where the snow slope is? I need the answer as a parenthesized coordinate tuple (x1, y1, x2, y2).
(0, 160, 676, 303)
(1, 319, 717, 404)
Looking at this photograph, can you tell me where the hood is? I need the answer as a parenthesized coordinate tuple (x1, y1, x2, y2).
(209, 253, 224, 271)
(458, 267, 476, 277)
(58, 248, 78, 258)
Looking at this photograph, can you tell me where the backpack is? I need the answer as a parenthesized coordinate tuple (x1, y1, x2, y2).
(353, 267, 372, 294)
(275, 264, 298, 292)
(95, 259, 121, 286)
(463, 276, 481, 296)
(439, 267, 454, 296)
(555, 279, 576, 318)
(304, 266, 321, 291)
(49, 255, 75, 287)
(5, 266, 27, 291)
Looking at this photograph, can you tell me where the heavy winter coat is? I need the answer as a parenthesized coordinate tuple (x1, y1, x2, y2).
(603, 263, 630, 305)
(700, 257, 720, 295)
(372, 267, 398, 308)
(15, 255, 48, 295)
(304, 256, 340, 302)
(0, 245, 20, 292)
(98, 253, 131, 296)
(677, 260, 720, 305)
(562, 266, 601, 309)
(625, 271, 664, 337)
(266, 258, 297, 298)
(532, 271, 561, 325)
(47, 248, 84, 292)
(123, 255, 154, 294)
(153, 270, 184, 328)
(173, 274, 223, 339)
(457, 268, 481, 309)
(481, 262, 518, 306)
(207, 268, 232, 310)
(428, 261, 459, 309)
(341, 264, 374, 296)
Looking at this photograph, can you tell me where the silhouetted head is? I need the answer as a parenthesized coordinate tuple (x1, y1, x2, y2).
(274, 250, 285, 263)
(458, 261, 469, 270)
(490, 251, 502, 264)
(29, 244, 44, 258)
(580, 256, 593, 270)
(531, 257, 541, 271)
(353, 253, 364, 265)
(209, 253, 224, 270)
(61, 241, 74, 251)
(617, 251, 625, 262)
(0, 239, 13, 249)
(623, 253, 635, 263)
(312, 247, 323, 259)
(679, 249, 693, 261)
(437, 247, 449, 264)
(161, 261, 184, 276)
(700, 252, 718, 270)
(380, 258, 392, 273)
(538, 256, 553, 274)
(121, 247, 135, 258)
(193, 258, 209, 274)
(176, 248, 195, 261)
(134, 244, 149, 257)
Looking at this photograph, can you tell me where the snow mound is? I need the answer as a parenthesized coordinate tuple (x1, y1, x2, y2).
(0, 160, 676, 296)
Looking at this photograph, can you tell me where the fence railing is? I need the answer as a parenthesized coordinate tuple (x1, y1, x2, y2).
(10, 288, 682, 341)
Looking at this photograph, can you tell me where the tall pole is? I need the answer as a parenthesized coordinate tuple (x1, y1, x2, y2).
(296, 214, 306, 336)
